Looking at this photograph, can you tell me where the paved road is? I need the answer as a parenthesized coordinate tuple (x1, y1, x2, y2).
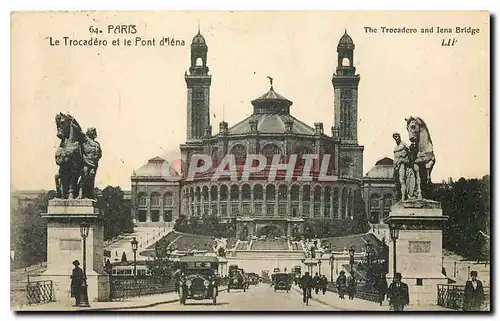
(116, 284, 340, 311)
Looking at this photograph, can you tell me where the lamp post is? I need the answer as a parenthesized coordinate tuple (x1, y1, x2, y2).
(79, 222, 91, 307)
(348, 246, 355, 276)
(389, 222, 400, 279)
(329, 254, 334, 282)
(131, 237, 138, 276)
(318, 260, 322, 275)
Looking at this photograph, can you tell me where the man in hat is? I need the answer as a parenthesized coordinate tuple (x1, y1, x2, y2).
(300, 272, 313, 303)
(387, 272, 410, 311)
(70, 260, 84, 306)
(463, 271, 484, 311)
(336, 271, 347, 299)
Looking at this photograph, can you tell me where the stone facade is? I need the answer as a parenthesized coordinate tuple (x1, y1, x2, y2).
(41, 199, 109, 302)
(131, 158, 180, 226)
(131, 30, 367, 237)
(362, 157, 396, 224)
(384, 200, 448, 306)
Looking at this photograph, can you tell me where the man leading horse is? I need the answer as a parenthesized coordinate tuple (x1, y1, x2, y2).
(54, 113, 102, 199)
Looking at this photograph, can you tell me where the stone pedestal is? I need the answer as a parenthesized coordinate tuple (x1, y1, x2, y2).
(383, 199, 449, 306)
(41, 199, 109, 302)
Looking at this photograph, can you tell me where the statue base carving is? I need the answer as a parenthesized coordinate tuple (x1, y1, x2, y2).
(384, 199, 449, 306)
(41, 198, 109, 302)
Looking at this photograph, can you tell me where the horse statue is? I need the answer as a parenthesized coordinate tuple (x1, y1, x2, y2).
(54, 113, 102, 199)
(405, 117, 436, 200)
(54, 113, 85, 199)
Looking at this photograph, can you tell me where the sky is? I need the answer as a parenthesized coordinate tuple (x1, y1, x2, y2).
(11, 11, 490, 191)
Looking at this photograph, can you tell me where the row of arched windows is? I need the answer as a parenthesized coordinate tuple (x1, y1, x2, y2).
(137, 192, 174, 208)
(182, 183, 356, 220)
(183, 183, 347, 202)
(368, 193, 393, 223)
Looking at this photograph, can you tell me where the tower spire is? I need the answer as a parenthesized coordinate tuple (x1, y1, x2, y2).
(197, 19, 200, 34)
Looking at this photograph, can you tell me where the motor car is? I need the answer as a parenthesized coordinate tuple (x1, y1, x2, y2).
(177, 256, 219, 305)
(227, 268, 248, 292)
(273, 272, 292, 292)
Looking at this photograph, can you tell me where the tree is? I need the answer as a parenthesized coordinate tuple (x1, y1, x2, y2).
(436, 175, 490, 261)
(353, 190, 370, 234)
(146, 248, 176, 282)
(173, 215, 190, 233)
(97, 186, 134, 241)
(10, 190, 56, 268)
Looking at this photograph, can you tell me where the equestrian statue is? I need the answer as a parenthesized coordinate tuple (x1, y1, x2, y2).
(393, 117, 436, 201)
(54, 112, 102, 199)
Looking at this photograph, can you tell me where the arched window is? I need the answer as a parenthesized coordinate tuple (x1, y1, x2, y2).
(324, 186, 332, 201)
(333, 188, 339, 218)
(138, 193, 147, 207)
(195, 186, 201, 202)
(230, 185, 239, 200)
(254, 184, 263, 200)
(164, 192, 173, 206)
(370, 193, 381, 211)
(151, 193, 160, 207)
(202, 186, 209, 201)
(303, 185, 311, 202)
(210, 185, 218, 200)
(278, 185, 288, 201)
(242, 184, 251, 200)
(314, 186, 321, 202)
(189, 187, 194, 202)
(291, 185, 300, 201)
(260, 144, 281, 165)
(220, 185, 228, 200)
(341, 188, 348, 219)
(342, 57, 350, 67)
(230, 144, 247, 166)
(196, 57, 203, 66)
(266, 184, 276, 200)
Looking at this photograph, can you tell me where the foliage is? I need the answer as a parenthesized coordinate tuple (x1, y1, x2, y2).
(303, 192, 370, 239)
(435, 175, 490, 261)
(145, 249, 177, 281)
(96, 186, 134, 241)
(173, 215, 235, 238)
(10, 191, 56, 268)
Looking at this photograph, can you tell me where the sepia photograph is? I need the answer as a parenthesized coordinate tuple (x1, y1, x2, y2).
(10, 10, 490, 312)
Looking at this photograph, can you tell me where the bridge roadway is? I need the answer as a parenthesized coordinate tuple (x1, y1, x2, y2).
(114, 283, 340, 311)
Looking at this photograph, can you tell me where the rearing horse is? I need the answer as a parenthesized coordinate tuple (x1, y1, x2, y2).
(405, 117, 436, 199)
(55, 113, 85, 199)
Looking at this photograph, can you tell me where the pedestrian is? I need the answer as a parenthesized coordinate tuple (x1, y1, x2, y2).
(313, 272, 320, 294)
(387, 272, 409, 311)
(321, 275, 328, 294)
(378, 274, 388, 306)
(347, 275, 357, 300)
(70, 260, 83, 306)
(300, 272, 313, 303)
(336, 271, 347, 299)
(463, 271, 484, 311)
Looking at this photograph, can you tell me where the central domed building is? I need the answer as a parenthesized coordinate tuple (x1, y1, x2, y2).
(131, 30, 382, 239)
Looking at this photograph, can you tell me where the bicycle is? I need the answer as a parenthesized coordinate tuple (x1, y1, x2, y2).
(303, 287, 312, 306)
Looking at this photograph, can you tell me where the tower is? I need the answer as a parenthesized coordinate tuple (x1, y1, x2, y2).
(332, 30, 364, 179)
(332, 30, 360, 145)
(185, 30, 212, 141)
